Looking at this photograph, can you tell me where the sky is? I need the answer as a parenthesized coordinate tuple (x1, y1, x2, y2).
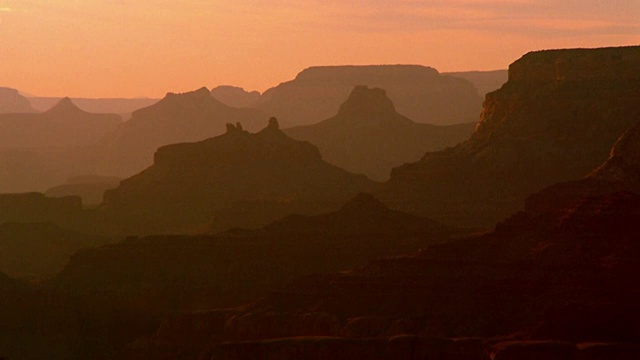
(1, 0, 639, 98)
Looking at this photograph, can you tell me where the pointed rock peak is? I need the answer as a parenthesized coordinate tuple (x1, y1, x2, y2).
(225, 122, 246, 134)
(337, 86, 396, 116)
(339, 192, 390, 214)
(267, 117, 280, 130)
(46, 97, 83, 114)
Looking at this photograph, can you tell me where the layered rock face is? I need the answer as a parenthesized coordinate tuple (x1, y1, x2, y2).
(95, 87, 270, 177)
(100, 118, 376, 234)
(210, 85, 261, 108)
(0, 87, 37, 113)
(284, 86, 475, 181)
(253, 65, 483, 126)
(380, 46, 640, 228)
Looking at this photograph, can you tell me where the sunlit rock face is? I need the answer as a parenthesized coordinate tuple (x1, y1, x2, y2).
(379, 46, 640, 228)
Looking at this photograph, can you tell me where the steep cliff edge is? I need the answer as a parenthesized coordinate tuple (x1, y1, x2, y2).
(379, 46, 640, 228)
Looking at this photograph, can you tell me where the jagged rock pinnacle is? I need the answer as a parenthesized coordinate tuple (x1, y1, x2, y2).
(268, 117, 280, 130)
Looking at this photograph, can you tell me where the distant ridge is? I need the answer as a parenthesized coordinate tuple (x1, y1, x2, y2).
(254, 64, 483, 126)
(285, 86, 475, 180)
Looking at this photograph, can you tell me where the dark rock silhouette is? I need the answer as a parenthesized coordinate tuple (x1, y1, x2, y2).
(379, 45, 640, 228)
(0, 192, 83, 225)
(284, 86, 475, 181)
(0, 97, 121, 148)
(0, 222, 107, 280)
(0, 87, 37, 113)
(12, 193, 453, 359)
(128, 47, 640, 360)
(100, 118, 376, 234)
(45, 175, 121, 206)
(444, 69, 508, 97)
(156, 187, 640, 359)
(95, 87, 270, 177)
(253, 65, 483, 126)
(210, 85, 261, 108)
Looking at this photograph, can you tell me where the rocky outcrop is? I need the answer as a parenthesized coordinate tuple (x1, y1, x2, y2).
(379, 45, 640, 228)
(253, 65, 483, 126)
(0, 87, 37, 113)
(284, 86, 475, 181)
(99, 118, 376, 234)
(95, 87, 270, 177)
(210, 85, 261, 108)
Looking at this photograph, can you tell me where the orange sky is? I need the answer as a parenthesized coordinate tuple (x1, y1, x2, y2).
(1, 0, 639, 98)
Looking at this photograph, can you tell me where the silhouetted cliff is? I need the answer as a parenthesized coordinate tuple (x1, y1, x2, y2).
(284, 86, 475, 181)
(254, 65, 483, 126)
(96, 87, 270, 177)
(379, 46, 640, 228)
(100, 118, 376, 234)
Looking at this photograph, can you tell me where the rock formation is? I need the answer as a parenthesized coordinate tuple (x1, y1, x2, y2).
(99, 118, 376, 234)
(379, 45, 640, 228)
(253, 65, 483, 126)
(210, 85, 261, 108)
(95, 87, 269, 177)
(284, 86, 475, 181)
(0, 87, 37, 113)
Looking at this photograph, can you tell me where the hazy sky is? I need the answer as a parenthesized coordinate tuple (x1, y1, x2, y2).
(1, 0, 638, 98)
